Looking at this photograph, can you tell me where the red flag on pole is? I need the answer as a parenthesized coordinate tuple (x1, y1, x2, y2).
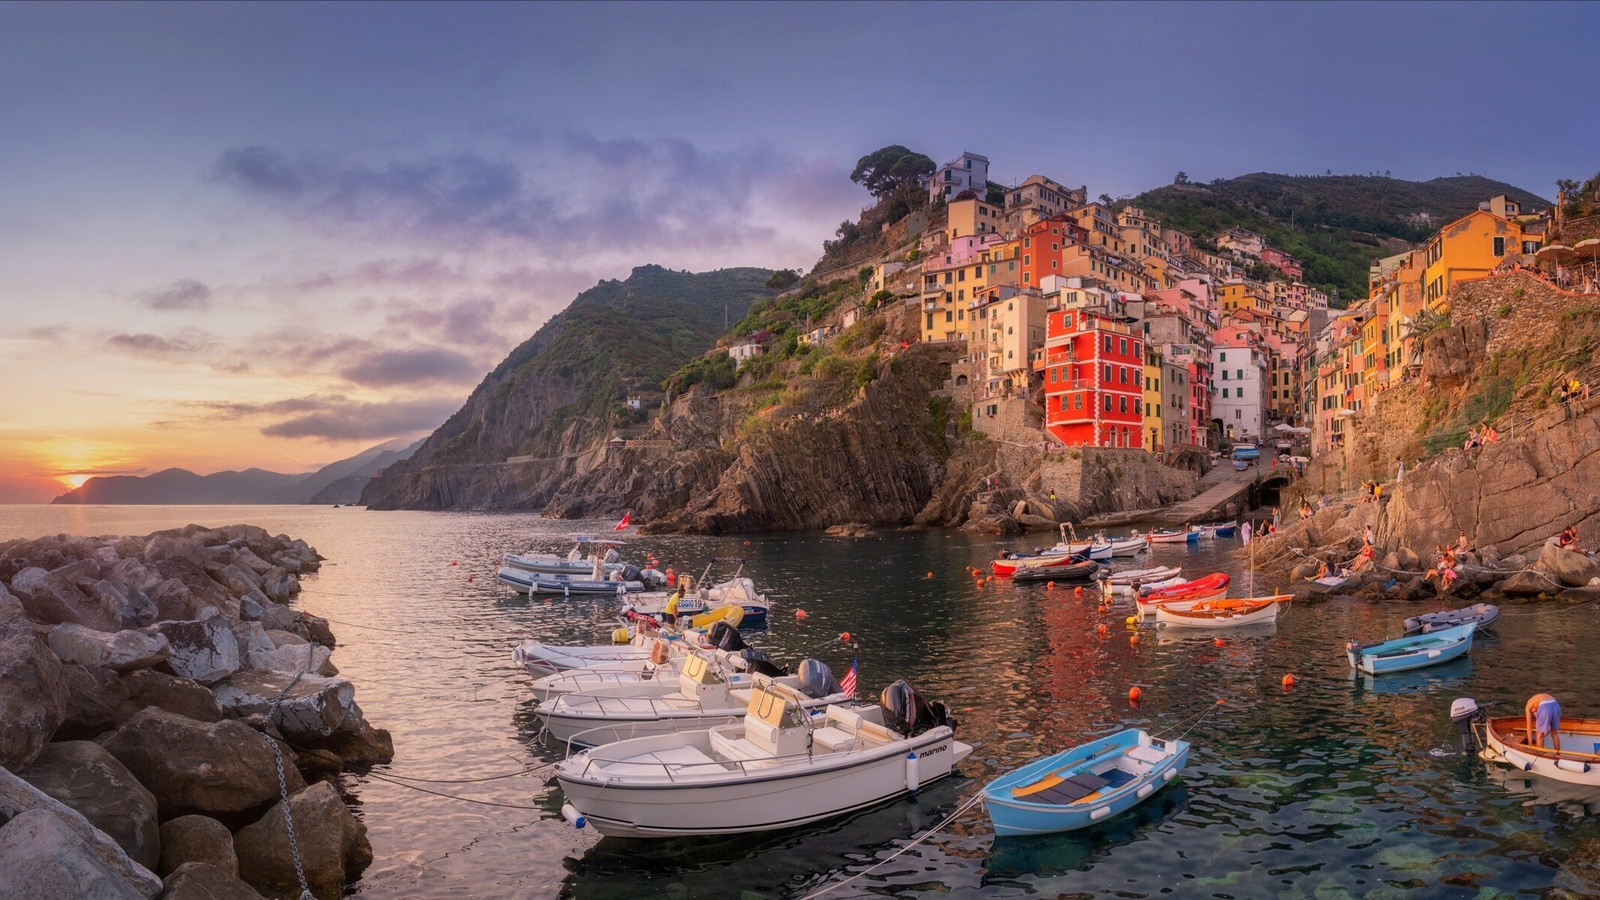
(614, 511, 630, 531)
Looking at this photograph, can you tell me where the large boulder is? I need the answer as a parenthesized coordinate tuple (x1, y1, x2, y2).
(49, 623, 171, 673)
(0, 808, 159, 900)
(0, 628, 67, 772)
(246, 643, 334, 677)
(205, 564, 259, 600)
(88, 579, 160, 629)
(259, 567, 298, 604)
(158, 862, 264, 900)
(151, 558, 237, 621)
(211, 671, 353, 742)
(231, 548, 274, 577)
(97, 708, 304, 822)
(158, 816, 236, 877)
(1537, 539, 1600, 588)
(58, 663, 131, 740)
(148, 579, 200, 623)
(234, 782, 371, 900)
(9, 565, 121, 631)
(19, 740, 161, 870)
(119, 670, 223, 724)
(154, 611, 241, 685)
(312, 702, 393, 765)
(0, 766, 163, 898)
(287, 613, 335, 650)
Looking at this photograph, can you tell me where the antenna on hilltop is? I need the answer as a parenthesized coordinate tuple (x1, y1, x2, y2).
(724, 303, 728, 329)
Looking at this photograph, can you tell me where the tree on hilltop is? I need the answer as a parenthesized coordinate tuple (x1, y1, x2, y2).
(851, 145, 935, 202)
(766, 269, 799, 291)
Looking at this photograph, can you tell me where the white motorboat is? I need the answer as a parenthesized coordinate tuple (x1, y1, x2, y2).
(1107, 565, 1181, 588)
(514, 635, 668, 680)
(556, 680, 971, 838)
(643, 558, 771, 623)
(497, 559, 666, 595)
(1108, 535, 1151, 557)
(521, 623, 764, 700)
(540, 657, 851, 747)
(503, 535, 631, 576)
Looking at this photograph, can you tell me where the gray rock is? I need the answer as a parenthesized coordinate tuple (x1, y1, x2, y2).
(0, 628, 67, 772)
(309, 701, 393, 765)
(49, 623, 171, 673)
(235, 782, 370, 900)
(0, 765, 163, 897)
(0, 808, 158, 900)
(119, 670, 223, 725)
(58, 663, 130, 740)
(107, 558, 164, 595)
(288, 613, 335, 650)
(259, 568, 298, 603)
(0, 583, 26, 630)
(151, 559, 238, 622)
(231, 549, 274, 577)
(264, 630, 306, 649)
(206, 564, 260, 600)
(158, 816, 236, 877)
(229, 621, 275, 660)
(256, 603, 297, 633)
(96, 708, 304, 821)
(148, 579, 199, 622)
(211, 670, 353, 742)
(154, 611, 240, 685)
(9, 565, 122, 631)
(20, 740, 161, 870)
(1537, 539, 1600, 588)
(89, 579, 159, 629)
(142, 534, 205, 568)
(1499, 570, 1552, 595)
(245, 643, 334, 677)
(158, 862, 263, 900)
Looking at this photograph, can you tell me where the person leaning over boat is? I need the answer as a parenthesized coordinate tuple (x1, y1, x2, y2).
(1526, 693, 1562, 752)
(662, 586, 682, 626)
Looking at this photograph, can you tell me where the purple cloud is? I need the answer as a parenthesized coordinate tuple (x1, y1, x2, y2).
(338, 346, 482, 387)
(259, 396, 459, 441)
(106, 330, 214, 356)
(138, 278, 212, 311)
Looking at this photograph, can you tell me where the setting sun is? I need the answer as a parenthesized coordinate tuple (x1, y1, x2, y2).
(62, 474, 91, 490)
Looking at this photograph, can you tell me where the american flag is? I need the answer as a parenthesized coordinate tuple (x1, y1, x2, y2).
(839, 659, 857, 697)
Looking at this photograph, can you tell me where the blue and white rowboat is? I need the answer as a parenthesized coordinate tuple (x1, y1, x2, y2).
(1346, 622, 1475, 675)
(981, 728, 1190, 836)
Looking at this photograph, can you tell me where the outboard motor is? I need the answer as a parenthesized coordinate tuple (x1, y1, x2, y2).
(739, 649, 787, 678)
(619, 565, 643, 583)
(880, 679, 956, 738)
(796, 659, 842, 699)
(1452, 698, 1488, 751)
(707, 621, 747, 652)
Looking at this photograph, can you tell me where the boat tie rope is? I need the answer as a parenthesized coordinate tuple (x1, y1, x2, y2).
(260, 641, 317, 900)
(799, 791, 987, 900)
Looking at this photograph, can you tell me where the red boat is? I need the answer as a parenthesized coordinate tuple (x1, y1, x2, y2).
(1138, 572, 1229, 603)
(992, 553, 1085, 578)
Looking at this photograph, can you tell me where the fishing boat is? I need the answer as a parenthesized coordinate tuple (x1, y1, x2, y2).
(1188, 524, 1217, 539)
(1108, 535, 1151, 556)
(497, 562, 665, 595)
(1210, 521, 1239, 537)
(555, 680, 972, 837)
(539, 657, 851, 747)
(980, 728, 1190, 836)
(1154, 596, 1286, 629)
(992, 547, 1096, 577)
(526, 626, 772, 701)
(1109, 565, 1182, 586)
(503, 535, 631, 576)
(1346, 622, 1475, 675)
(1462, 699, 1600, 787)
(1147, 528, 1198, 545)
(1138, 572, 1229, 602)
(1403, 603, 1499, 635)
(679, 558, 771, 622)
(514, 635, 675, 680)
(1011, 560, 1100, 583)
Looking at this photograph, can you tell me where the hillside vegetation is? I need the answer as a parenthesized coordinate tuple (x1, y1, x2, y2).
(1134, 174, 1549, 305)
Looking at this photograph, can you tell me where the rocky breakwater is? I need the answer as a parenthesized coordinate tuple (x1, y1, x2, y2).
(0, 524, 391, 899)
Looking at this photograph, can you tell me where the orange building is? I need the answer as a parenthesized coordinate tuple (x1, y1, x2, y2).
(1039, 306, 1145, 449)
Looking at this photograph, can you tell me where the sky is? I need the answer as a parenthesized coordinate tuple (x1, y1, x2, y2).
(1, 1, 1595, 502)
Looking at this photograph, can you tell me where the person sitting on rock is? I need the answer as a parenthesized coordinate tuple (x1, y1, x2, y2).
(1558, 528, 1583, 552)
(1350, 541, 1376, 573)
(1456, 531, 1471, 553)
(1314, 560, 1330, 580)
(1526, 693, 1562, 752)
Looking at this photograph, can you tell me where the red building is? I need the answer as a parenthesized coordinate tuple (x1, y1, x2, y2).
(1039, 306, 1145, 448)
(1018, 216, 1089, 289)
(1260, 247, 1304, 281)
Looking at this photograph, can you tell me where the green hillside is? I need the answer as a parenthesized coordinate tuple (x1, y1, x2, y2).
(1133, 174, 1550, 305)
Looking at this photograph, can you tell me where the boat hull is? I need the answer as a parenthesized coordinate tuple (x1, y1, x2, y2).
(557, 729, 971, 838)
(981, 729, 1189, 836)
(1155, 598, 1282, 629)
(497, 566, 648, 595)
(1403, 603, 1499, 635)
(1348, 622, 1474, 674)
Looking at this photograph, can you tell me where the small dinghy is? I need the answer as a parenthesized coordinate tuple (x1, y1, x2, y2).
(1155, 596, 1286, 629)
(1210, 521, 1239, 537)
(1403, 603, 1499, 635)
(1458, 698, 1600, 787)
(1108, 535, 1151, 557)
(1347, 622, 1475, 674)
(1011, 560, 1100, 583)
(1110, 565, 1182, 585)
(981, 728, 1189, 836)
(1148, 529, 1198, 545)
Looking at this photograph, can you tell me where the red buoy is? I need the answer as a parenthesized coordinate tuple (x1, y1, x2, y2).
(1128, 686, 1142, 703)
(1282, 674, 1295, 688)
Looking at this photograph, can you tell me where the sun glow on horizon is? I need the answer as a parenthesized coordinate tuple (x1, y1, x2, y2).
(62, 474, 91, 490)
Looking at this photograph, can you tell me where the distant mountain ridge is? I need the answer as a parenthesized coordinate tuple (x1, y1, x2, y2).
(1133, 173, 1550, 304)
(51, 438, 422, 505)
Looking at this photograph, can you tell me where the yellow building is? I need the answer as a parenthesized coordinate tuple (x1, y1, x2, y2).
(1218, 280, 1272, 315)
(1421, 210, 1522, 311)
(947, 197, 1004, 240)
(1144, 345, 1163, 451)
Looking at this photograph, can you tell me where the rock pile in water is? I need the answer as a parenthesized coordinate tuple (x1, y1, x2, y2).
(0, 523, 389, 899)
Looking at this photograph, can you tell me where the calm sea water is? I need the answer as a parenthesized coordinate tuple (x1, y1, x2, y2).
(3, 504, 1596, 899)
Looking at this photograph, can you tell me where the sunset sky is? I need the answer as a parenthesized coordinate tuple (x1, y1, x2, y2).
(2, 2, 1595, 502)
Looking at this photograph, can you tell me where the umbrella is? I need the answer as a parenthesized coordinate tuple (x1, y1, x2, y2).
(1336, 409, 1358, 418)
(1537, 244, 1576, 263)
(1575, 238, 1600, 260)
(1274, 423, 1296, 432)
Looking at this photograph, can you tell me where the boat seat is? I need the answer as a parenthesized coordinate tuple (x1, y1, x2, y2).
(811, 726, 859, 753)
(709, 729, 769, 761)
(1014, 772, 1110, 805)
(1126, 745, 1167, 764)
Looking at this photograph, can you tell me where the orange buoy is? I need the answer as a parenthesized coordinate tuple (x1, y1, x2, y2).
(1128, 686, 1142, 703)
(840, 632, 851, 642)
(1281, 674, 1295, 688)
(1130, 634, 1141, 646)
(743, 541, 751, 546)
(795, 609, 807, 619)
(1097, 624, 1109, 636)
(1046, 581, 1055, 590)
(1214, 638, 1224, 647)
(1074, 586, 1084, 598)
(926, 571, 933, 579)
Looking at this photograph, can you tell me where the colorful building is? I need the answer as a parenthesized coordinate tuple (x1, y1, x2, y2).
(1420, 210, 1524, 311)
(1039, 305, 1145, 449)
(930, 151, 989, 204)
(1211, 326, 1267, 442)
(947, 196, 1004, 240)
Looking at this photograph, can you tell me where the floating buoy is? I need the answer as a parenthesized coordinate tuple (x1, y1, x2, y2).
(451, 561, 458, 566)
(795, 609, 807, 619)
(840, 632, 851, 642)
(926, 571, 933, 579)
(1046, 581, 1055, 590)
(743, 541, 751, 546)
(1281, 674, 1295, 688)
(466, 575, 473, 582)
(1097, 624, 1109, 636)
(1074, 586, 1084, 598)
(1130, 634, 1141, 646)
(1128, 686, 1142, 703)
(561, 803, 586, 829)
(1125, 616, 1138, 626)
(1214, 638, 1225, 647)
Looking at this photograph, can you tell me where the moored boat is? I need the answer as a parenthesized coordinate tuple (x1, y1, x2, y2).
(1464, 699, 1600, 787)
(981, 728, 1189, 836)
(1210, 521, 1239, 537)
(1154, 596, 1286, 629)
(555, 680, 972, 837)
(1346, 622, 1475, 675)
(1403, 603, 1499, 635)
(1147, 529, 1198, 545)
(503, 534, 630, 575)
(993, 551, 1091, 578)
(1011, 560, 1100, 583)
(1108, 565, 1182, 586)
(1108, 535, 1151, 556)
